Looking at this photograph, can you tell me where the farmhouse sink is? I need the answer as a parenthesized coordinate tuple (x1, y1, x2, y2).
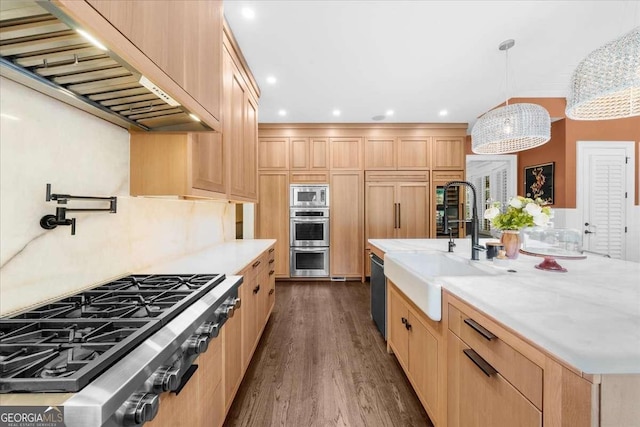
(384, 251, 502, 322)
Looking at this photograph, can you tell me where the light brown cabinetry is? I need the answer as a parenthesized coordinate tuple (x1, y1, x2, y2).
(197, 336, 224, 427)
(365, 171, 430, 272)
(85, 0, 222, 127)
(266, 248, 276, 316)
(447, 302, 542, 427)
(291, 137, 328, 170)
(257, 173, 289, 277)
(329, 137, 363, 170)
(365, 137, 431, 170)
(223, 43, 258, 202)
(223, 287, 242, 412)
(130, 132, 225, 198)
(240, 253, 268, 369)
(146, 362, 200, 427)
(431, 137, 465, 170)
(330, 171, 363, 278)
(444, 291, 608, 427)
(258, 137, 290, 170)
(447, 332, 541, 427)
(223, 245, 276, 420)
(387, 282, 443, 426)
(125, 18, 259, 202)
(289, 137, 329, 183)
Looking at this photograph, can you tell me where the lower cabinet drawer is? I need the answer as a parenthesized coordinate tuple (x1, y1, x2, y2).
(448, 303, 543, 410)
(447, 331, 542, 427)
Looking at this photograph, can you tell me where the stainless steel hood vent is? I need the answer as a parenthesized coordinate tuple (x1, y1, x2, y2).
(0, 1, 211, 131)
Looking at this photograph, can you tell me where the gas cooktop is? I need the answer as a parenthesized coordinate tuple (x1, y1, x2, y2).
(0, 274, 225, 393)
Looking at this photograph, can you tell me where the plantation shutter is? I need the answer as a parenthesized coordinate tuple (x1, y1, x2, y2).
(585, 152, 627, 259)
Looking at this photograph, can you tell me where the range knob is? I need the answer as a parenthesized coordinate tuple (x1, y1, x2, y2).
(223, 304, 235, 318)
(186, 334, 209, 355)
(196, 321, 220, 339)
(121, 392, 159, 426)
(151, 365, 180, 393)
(223, 297, 241, 318)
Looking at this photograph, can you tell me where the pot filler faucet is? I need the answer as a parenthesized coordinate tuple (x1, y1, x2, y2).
(443, 181, 485, 261)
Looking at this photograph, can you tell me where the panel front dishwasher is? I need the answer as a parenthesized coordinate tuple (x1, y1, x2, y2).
(370, 253, 386, 339)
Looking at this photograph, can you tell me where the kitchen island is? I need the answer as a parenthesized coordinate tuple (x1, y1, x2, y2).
(370, 238, 640, 427)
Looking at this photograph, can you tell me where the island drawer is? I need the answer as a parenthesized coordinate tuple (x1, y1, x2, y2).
(448, 303, 543, 410)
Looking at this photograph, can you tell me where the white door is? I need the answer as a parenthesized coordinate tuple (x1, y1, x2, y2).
(577, 141, 634, 260)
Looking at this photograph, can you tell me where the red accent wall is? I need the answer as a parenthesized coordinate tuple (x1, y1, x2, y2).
(517, 120, 566, 207)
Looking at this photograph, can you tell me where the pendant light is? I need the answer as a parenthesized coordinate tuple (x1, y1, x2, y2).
(566, 26, 639, 120)
(472, 39, 551, 154)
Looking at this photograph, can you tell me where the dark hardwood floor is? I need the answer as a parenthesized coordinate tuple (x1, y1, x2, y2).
(224, 280, 433, 427)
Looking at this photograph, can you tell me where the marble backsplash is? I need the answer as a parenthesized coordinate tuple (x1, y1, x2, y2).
(0, 77, 234, 316)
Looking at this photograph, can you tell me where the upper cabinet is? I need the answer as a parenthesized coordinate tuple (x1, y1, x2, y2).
(258, 137, 290, 170)
(398, 137, 431, 169)
(365, 137, 431, 170)
(130, 132, 225, 198)
(224, 35, 259, 202)
(329, 137, 363, 170)
(76, 0, 223, 130)
(124, 14, 260, 202)
(431, 137, 465, 170)
(291, 138, 329, 171)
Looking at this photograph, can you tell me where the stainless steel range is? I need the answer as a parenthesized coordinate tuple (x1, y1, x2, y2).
(0, 273, 242, 426)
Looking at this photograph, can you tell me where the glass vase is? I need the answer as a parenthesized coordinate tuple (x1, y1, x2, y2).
(500, 230, 521, 259)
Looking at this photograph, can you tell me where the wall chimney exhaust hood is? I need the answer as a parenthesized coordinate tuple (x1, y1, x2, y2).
(0, 1, 212, 132)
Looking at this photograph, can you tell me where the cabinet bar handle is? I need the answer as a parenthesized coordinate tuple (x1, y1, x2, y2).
(253, 285, 260, 294)
(464, 318, 496, 341)
(269, 248, 275, 253)
(397, 203, 401, 229)
(269, 259, 275, 264)
(463, 348, 497, 377)
(252, 260, 261, 268)
(269, 270, 275, 275)
(268, 289, 274, 295)
(401, 317, 407, 324)
(393, 203, 397, 229)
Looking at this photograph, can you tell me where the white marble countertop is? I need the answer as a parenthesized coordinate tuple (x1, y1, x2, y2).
(137, 239, 276, 275)
(369, 238, 640, 375)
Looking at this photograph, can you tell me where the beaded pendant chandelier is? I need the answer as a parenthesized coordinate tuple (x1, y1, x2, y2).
(472, 39, 551, 154)
(566, 26, 640, 120)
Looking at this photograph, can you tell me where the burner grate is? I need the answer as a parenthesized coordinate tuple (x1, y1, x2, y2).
(0, 273, 225, 392)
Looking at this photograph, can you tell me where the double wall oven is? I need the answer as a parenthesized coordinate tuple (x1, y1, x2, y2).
(289, 185, 330, 277)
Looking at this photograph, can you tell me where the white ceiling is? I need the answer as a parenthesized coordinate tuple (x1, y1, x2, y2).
(224, 1, 639, 131)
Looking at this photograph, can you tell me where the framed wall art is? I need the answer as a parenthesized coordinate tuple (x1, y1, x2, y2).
(524, 162, 554, 204)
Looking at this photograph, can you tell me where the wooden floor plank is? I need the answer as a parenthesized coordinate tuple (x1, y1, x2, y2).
(224, 281, 433, 427)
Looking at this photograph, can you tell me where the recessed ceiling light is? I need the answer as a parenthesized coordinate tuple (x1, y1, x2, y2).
(385, 110, 394, 116)
(266, 75, 277, 85)
(241, 7, 255, 20)
(278, 109, 287, 116)
(189, 113, 201, 122)
(76, 29, 108, 51)
(332, 109, 341, 116)
(439, 109, 449, 117)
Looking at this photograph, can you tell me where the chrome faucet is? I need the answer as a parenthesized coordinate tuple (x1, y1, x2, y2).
(443, 180, 485, 261)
